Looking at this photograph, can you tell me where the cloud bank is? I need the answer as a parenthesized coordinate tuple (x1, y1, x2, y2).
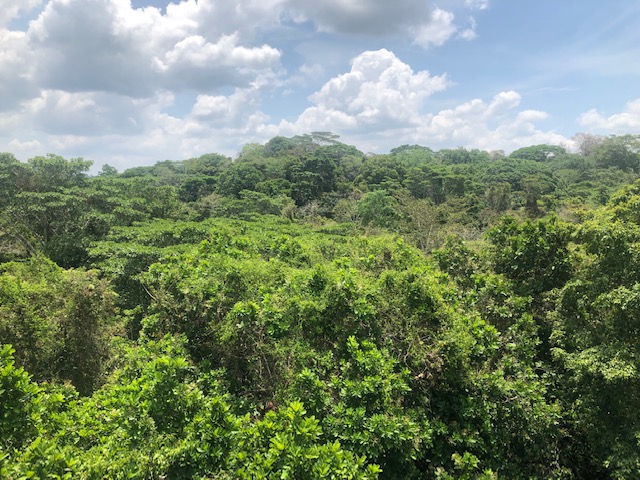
(579, 99, 640, 132)
(0, 0, 636, 170)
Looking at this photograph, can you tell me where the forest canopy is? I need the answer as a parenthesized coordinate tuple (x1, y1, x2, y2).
(1, 133, 640, 479)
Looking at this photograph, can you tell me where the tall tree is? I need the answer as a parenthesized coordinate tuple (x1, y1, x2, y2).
(592, 135, 640, 172)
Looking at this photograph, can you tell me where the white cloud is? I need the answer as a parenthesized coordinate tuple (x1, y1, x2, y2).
(284, 106, 359, 133)
(29, 0, 155, 96)
(578, 98, 640, 132)
(284, 0, 432, 35)
(0, 1, 575, 169)
(26, 89, 174, 136)
(302, 49, 449, 129)
(0, 29, 36, 109)
(190, 85, 264, 128)
(299, 64, 325, 78)
(517, 110, 549, 122)
(412, 92, 567, 152)
(154, 33, 281, 90)
(465, 0, 490, 10)
(166, 0, 284, 39)
(28, 0, 282, 96)
(0, 0, 41, 27)
(412, 8, 458, 48)
(269, 51, 567, 154)
(0, 0, 287, 169)
(483, 90, 522, 118)
(458, 17, 478, 41)
(283, 1, 475, 49)
(284, 64, 326, 90)
(8, 138, 43, 152)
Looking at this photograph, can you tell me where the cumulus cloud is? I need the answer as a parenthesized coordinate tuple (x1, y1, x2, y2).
(578, 98, 640, 132)
(154, 33, 281, 90)
(165, 0, 284, 39)
(28, 0, 282, 96)
(269, 50, 567, 153)
(298, 49, 449, 129)
(190, 84, 266, 128)
(0, 0, 41, 27)
(276, 55, 566, 154)
(412, 8, 458, 48)
(8, 138, 43, 152)
(0, 30, 36, 109)
(465, 0, 490, 10)
(284, 64, 326, 91)
(0, 0, 288, 168)
(285, 0, 433, 35)
(1, 0, 570, 170)
(458, 17, 478, 41)
(283, 0, 474, 49)
(413, 92, 567, 152)
(483, 90, 522, 118)
(26, 89, 175, 136)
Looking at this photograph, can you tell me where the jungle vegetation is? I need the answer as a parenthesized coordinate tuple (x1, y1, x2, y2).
(1, 132, 640, 479)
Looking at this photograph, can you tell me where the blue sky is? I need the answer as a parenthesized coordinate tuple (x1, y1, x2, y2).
(1, 0, 639, 171)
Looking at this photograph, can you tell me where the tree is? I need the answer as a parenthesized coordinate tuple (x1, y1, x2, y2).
(356, 155, 405, 191)
(510, 144, 566, 162)
(184, 152, 229, 174)
(27, 154, 92, 192)
(390, 145, 435, 167)
(474, 158, 555, 195)
(487, 216, 573, 295)
(521, 174, 555, 215)
(549, 205, 640, 477)
(8, 189, 89, 266)
(484, 182, 511, 212)
(98, 164, 118, 176)
(438, 147, 490, 165)
(231, 401, 381, 479)
(572, 132, 604, 157)
(592, 135, 640, 171)
(303, 148, 339, 193)
(357, 190, 401, 229)
(263, 136, 300, 157)
(216, 163, 265, 198)
(0, 153, 27, 206)
(309, 130, 342, 145)
(0, 345, 46, 450)
(0, 257, 117, 394)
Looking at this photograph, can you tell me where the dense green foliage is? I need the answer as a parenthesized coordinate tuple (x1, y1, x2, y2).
(1, 133, 640, 478)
